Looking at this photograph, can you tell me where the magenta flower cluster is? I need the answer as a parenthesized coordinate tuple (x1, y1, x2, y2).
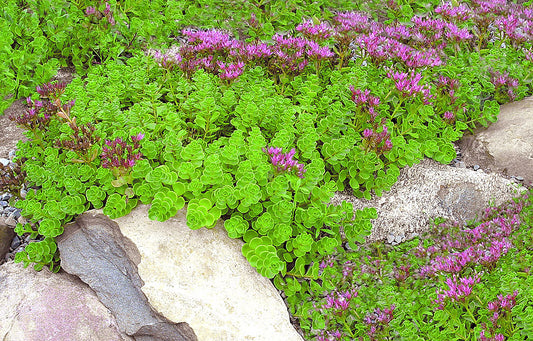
(434, 274, 481, 310)
(479, 330, 505, 341)
(322, 289, 358, 314)
(319, 255, 336, 272)
(151, 2, 533, 87)
(349, 86, 380, 121)
(417, 214, 521, 278)
(489, 69, 520, 101)
(435, 2, 472, 22)
(480, 290, 519, 341)
(85, 1, 116, 26)
(387, 70, 433, 105)
(363, 304, 396, 340)
(12, 97, 51, 131)
(496, 14, 532, 46)
(100, 134, 144, 169)
(11, 82, 73, 131)
(35, 81, 67, 100)
(295, 19, 334, 42)
(330, 9, 473, 68)
(348, 86, 392, 155)
(392, 263, 411, 283)
(316, 329, 342, 341)
(362, 124, 393, 155)
(153, 27, 335, 81)
(262, 146, 306, 179)
(435, 75, 464, 124)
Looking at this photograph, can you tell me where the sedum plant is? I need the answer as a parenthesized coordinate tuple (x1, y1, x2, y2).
(1, 4, 533, 334)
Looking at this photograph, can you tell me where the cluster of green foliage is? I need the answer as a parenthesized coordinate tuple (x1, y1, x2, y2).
(12, 56, 377, 275)
(0, 0, 371, 113)
(1, 0, 533, 338)
(3, 0, 532, 274)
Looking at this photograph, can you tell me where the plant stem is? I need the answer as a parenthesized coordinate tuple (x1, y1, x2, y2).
(285, 271, 315, 279)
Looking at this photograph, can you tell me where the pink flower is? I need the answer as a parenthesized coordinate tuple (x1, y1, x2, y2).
(434, 274, 481, 309)
(85, 6, 96, 15)
(296, 19, 334, 41)
(131, 133, 145, 142)
(263, 146, 306, 178)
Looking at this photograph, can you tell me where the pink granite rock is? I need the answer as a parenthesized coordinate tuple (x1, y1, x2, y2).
(0, 261, 133, 341)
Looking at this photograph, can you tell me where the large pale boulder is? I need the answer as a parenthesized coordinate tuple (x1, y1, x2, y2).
(56, 213, 197, 341)
(58, 206, 304, 341)
(458, 95, 533, 187)
(0, 261, 132, 341)
(331, 158, 526, 244)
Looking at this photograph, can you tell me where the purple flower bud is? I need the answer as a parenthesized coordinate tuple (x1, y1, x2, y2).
(444, 111, 455, 121)
(85, 6, 96, 15)
(363, 128, 373, 138)
(125, 159, 136, 168)
(383, 139, 393, 151)
(131, 133, 145, 142)
(104, 2, 111, 16)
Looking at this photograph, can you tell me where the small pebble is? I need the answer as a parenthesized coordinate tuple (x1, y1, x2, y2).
(0, 201, 8, 208)
(10, 236, 21, 250)
(516, 176, 524, 181)
(4, 215, 17, 226)
(387, 234, 395, 244)
(8, 150, 16, 160)
(0, 158, 9, 167)
(17, 216, 27, 225)
(0, 193, 11, 201)
(4, 252, 13, 262)
(11, 211, 21, 220)
(456, 161, 466, 168)
(473, 165, 480, 171)
(395, 235, 404, 244)
(19, 189, 27, 199)
(24, 235, 31, 243)
(14, 245, 25, 254)
(4, 207, 15, 214)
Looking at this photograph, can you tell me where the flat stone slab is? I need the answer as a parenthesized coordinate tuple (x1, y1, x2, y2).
(331, 158, 526, 243)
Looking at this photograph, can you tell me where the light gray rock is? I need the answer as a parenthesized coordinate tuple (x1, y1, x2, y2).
(113, 205, 303, 341)
(56, 212, 197, 341)
(0, 261, 133, 341)
(331, 158, 526, 243)
(458, 95, 533, 186)
(4, 214, 16, 227)
(61, 205, 304, 341)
